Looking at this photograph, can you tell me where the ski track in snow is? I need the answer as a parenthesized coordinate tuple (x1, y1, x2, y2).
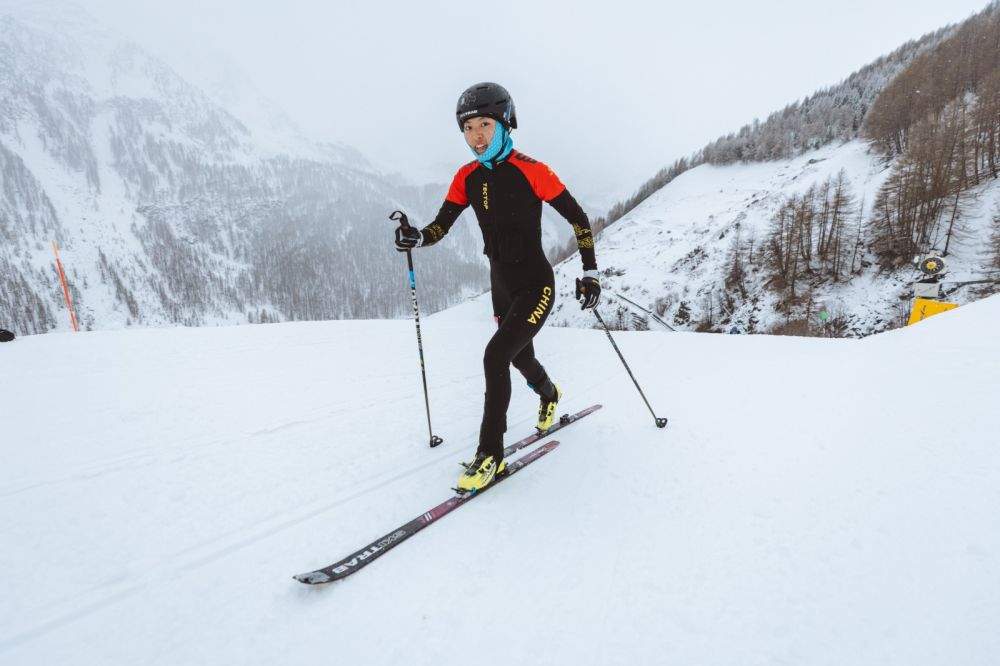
(2, 296, 999, 664)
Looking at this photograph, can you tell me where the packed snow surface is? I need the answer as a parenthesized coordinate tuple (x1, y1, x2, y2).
(2, 295, 999, 664)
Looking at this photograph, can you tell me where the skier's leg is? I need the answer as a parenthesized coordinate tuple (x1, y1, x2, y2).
(498, 283, 554, 399)
(479, 282, 555, 459)
(490, 277, 511, 326)
(512, 340, 558, 402)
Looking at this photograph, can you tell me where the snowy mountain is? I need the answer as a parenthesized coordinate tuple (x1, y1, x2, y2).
(549, 140, 1000, 335)
(2, 291, 998, 663)
(0, 3, 487, 335)
(548, 3, 1000, 336)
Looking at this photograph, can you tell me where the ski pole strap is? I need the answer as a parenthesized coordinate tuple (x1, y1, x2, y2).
(390, 210, 410, 229)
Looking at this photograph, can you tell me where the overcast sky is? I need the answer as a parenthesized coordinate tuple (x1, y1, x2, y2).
(74, 0, 990, 208)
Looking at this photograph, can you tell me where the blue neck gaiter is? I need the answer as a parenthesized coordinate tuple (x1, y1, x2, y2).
(472, 121, 514, 169)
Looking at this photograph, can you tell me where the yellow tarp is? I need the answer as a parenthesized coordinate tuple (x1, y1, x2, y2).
(907, 298, 958, 326)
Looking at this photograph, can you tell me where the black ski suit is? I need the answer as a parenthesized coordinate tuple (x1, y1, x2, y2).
(421, 150, 598, 460)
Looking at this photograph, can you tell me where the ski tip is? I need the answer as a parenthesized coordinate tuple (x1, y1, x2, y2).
(294, 571, 332, 585)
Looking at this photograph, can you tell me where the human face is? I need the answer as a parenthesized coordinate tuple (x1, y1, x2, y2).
(463, 116, 496, 155)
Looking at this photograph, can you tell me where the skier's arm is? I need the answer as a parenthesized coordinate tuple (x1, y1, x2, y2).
(420, 200, 465, 247)
(510, 154, 598, 272)
(419, 162, 475, 248)
(548, 189, 597, 272)
(551, 190, 601, 309)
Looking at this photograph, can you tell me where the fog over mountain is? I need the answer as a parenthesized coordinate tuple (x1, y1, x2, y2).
(71, 0, 990, 204)
(0, 3, 490, 334)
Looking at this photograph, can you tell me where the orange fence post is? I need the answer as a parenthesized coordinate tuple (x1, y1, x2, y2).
(51, 241, 79, 332)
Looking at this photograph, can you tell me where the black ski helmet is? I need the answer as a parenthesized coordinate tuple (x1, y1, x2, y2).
(456, 82, 517, 131)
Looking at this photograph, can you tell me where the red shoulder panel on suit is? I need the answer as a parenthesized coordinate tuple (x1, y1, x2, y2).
(446, 160, 479, 206)
(508, 151, 566, 202)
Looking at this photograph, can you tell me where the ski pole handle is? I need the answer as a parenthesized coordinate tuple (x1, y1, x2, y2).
(391, 210, 421, 263)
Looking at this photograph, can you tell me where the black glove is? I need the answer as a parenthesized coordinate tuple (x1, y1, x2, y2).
(394, 224, 423, 252)
(575, 272, 601, 310)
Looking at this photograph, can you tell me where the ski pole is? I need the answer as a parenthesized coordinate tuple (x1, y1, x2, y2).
(610, 291, 676, 331)
(390, 210, 443, 448)
(591, 306, 668, 429)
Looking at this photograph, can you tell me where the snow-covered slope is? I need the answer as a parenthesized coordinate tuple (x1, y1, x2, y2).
(2, 292, 998, 664)
(549, 140, 1000, 336)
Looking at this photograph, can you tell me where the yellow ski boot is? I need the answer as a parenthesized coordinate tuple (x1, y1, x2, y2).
(536, 384, 562, 432)
(456, 453, 507, 493)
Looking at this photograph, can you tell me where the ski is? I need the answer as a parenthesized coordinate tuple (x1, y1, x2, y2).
(294, 440, 560, 585)
(502, 403, 602, 457)
(457, 402, 602, 470)
(293, 403, 601, 585)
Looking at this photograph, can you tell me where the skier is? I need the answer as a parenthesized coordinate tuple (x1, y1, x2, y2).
(393, 82, 601, 492)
